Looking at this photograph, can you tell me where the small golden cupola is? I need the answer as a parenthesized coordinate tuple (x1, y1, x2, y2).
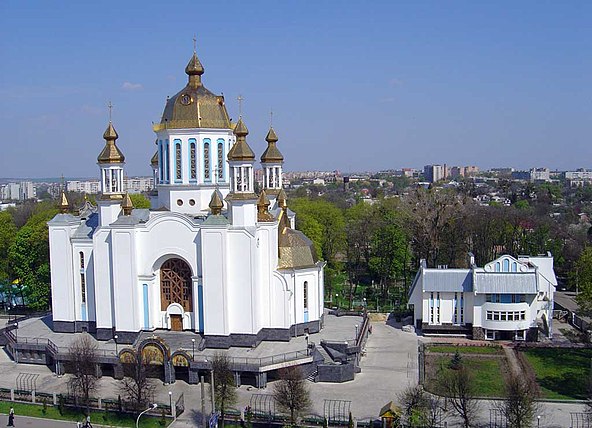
(277, 188, 287, 209)
(97, 122, 125, 164)
(121, 192, 134, 216)
(209, 189, 224, 215)
(257, 190, 274, 222)
(150, 151, 158, 166)
(58, 191, 70, 213)
(227, 118, 255, 161)
(261, 126, 284, 196)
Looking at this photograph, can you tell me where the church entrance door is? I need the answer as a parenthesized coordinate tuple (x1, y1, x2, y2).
(160, 258, 193, 311)
(170, 315, 183, 331)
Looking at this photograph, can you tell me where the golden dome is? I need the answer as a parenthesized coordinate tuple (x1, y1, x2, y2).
(121, 192, 134, 216)
(227, 118, 255, 161)
(156, 51, 231, 131)
(209, 189, 224, 215)
(97, 122, 125, 164)
(257, 190, 274, 222)
(151, 151, 158, 166)
(261, 127, 284, 163)
(58, 191, 70, 213)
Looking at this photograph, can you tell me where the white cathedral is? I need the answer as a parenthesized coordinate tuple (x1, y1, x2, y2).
(48, 49, 325, 347)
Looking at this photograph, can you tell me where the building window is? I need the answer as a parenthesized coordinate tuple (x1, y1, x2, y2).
(503, 259, 510, 272)
(175, 142, 182, 180)
(453, 293, 458, 324)
(217, 141, 224, 181)
(486, 311, 492, 320)
(190, 141, 197, 180)
(460, 293, 464, 324)
(159, 141, 164, 182)
(79, 251, 85, 270)
(486, 330, 495, 340)
(79, 252, 86, 304)
(165, 140, 170, 182)
(303, 281, 308, 309)
(204, 140, 210, 181)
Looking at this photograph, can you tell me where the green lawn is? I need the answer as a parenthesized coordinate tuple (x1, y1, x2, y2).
(427, 345, 503, 355)
(0, 401, 171, 427)
(521, 348, 592, 400)
(425, 355, 507, 397)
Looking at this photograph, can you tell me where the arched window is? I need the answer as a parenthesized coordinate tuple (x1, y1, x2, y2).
(175, 140, 182, 181)
(495, 262, 500, 272)
(303, 281, 308, 309)
(160, 258, 193, 312)
(203, 140, 211, 181)
(217, 140, 224, 181)
(189, 140, 197, 180)
(512, 262, 517, 272)
(503, 259, 510, 272)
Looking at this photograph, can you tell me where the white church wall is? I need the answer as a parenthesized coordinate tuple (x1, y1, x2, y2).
(71, 242, 95, 323)
(271, 272, 290, 328)
(201, 227, 229, 336)
(111, 230, 140, 332)
(93, 229, 115, 330)
(226, 229, 256, 334)
(49, 226, 76, 323)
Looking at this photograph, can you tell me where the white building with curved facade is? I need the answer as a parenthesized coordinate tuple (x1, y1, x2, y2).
(48, 49, 324, 347)
(408, 253, 556, 341)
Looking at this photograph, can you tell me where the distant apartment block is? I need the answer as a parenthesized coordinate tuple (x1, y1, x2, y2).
(565, 169, 592, 187)
(423, 164, 447, 183)
(67, 177, 154, 194)
(0, 181, 36, 201)
(529, 168, 551, 182)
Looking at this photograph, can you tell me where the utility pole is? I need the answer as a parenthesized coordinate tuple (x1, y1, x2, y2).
(210, 368, 216, 414)
(201, 375, 207, 428)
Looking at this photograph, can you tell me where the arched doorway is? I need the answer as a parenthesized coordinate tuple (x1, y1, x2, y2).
(160, 258, 193, 331)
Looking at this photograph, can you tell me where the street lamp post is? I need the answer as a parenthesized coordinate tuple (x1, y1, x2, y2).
(191, 338, 195, 360)
(136, 403, 157, 428)
(114, 335, 118, 356)
(355, 324, 359, 341)
(13, 323, 18, 364)
(169, 391, 173, 415)
(537, 415, 541, 427)
(305, 333, 309, 355)
(335, 294, 339, 309)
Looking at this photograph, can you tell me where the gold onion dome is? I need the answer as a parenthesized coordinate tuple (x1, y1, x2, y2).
(58, 191, 70, 213)
(209, 190, 224, 215)
(227, 118, 255, 161)
(158, 51, 231, 130)
(185, 51, 204, 76)
(121, 192, 134, 216)
(261, 127, 284, 163)
(151, 151, 158, 166)
(97, 122, 125, 164)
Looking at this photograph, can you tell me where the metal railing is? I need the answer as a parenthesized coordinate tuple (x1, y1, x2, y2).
(195, 349, 310, 369)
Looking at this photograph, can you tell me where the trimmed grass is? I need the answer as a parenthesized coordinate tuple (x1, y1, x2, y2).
(521, 347, 592, 400)
(425, 355, 507, 397)
(427, 345, 503, 355)
(0, 401, 171, 427)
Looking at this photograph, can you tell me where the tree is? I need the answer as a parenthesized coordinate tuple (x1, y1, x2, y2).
(120, 348, 157, 412)
(496, 374, 540, 428)
(439, 366, 479, 428)
(212, 354, 236, 428)
(575, 247, 592, 315)
(129, 193, 151, 209)
(66, 333, 99, 412)
(0, 211, 17, 284)
(273, 366, 311, 426)
(398, 384, 441, 428)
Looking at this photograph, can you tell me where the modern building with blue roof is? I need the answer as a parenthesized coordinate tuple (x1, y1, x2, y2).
(408, 253, 556, 341)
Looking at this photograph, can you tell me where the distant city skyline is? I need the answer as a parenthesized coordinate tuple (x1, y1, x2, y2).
(1, 1, 591, 178)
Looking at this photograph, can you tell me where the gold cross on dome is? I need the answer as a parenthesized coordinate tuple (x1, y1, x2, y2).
(270, 108, 273, 127)
(237, 94, 244, 117)
(108, 101, 113, 122)
(193, 34, 197, 53)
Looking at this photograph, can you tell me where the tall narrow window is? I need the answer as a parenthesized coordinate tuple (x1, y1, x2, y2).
(303, 281, 308, 309)
(204, 141, 210, 180)
(165, 140, 170, 182)
(190, 141, 197, 180)
(159, 141, 164, 182)
(217, 141, 224, 180)
(79, 252, 86, 304)
(175, 142, 182, 181)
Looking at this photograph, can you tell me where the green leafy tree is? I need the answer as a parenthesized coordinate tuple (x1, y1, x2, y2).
(0, 211, 17, 283)
(575, 247, 592, 315)
(8, 207, 57, 310)
(129, 193, 151, 209)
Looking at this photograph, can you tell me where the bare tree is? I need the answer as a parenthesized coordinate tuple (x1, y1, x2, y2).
(66, 333, 99, 412)
(439, 366, 479, 428)
(497, 374, 540, 428)
(119, 348, 157, 412)
(273, 366, 312, 426)
(398, 384, 441, 428)
(212, 354, 237, 428)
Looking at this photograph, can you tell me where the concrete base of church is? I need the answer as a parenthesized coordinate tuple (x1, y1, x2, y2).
(53, 320, 97, 334)
(204, 319, 322, 349)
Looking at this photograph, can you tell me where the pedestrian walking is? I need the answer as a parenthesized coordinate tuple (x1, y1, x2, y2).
(7, 407, 14, 426)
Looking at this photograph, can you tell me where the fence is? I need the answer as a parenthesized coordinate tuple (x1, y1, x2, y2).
(555, 301, 591, 333)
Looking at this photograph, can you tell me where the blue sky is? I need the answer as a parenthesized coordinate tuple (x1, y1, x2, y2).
(1, 1, 590, 178)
